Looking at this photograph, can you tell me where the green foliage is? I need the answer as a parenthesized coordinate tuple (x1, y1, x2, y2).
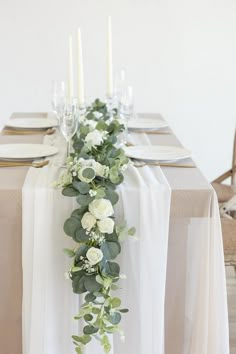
(64, 217, 81, 238)
(83, 325, 99, 335)
(101, 335, 112, 353)
(73, 273, 86, 294)
(101, 241, 121, 260)
(76, 194, 94, 206)
(62, 186, 79, 197)
(58, 99, 136, 354)
(63, 248, 76, 258)
(72, 334, 91, 345)
(84, 275, 102, 292)
(73, 181, 90, 194)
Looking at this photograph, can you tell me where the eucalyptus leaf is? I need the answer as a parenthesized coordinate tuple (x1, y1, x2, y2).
(64, 217, 81, 237)
(111, 298, 121, 308)
(105, 231, 118, 242)
(101, 241, 121, 260)
(119, 308, 129, 313)
(75, 245, 89, 263)
(72, 274, 86, 294)
(84, 276, 102, 292)
(128, 227, 136, 236)
(62, 186, 79, 197)
(108, 312, 121, 325)
(84, 314, 93, 322)
(75, 228, 90, 242)
(86, 112, 95, 120)
(103, 261, 120, 277)
(73, 181, 90, 194)
(85, 292, 96, 302)
(96, 120, 108, 131)
(105, 189, 119, 205)
(101, 334, 112, 354)
(82, 167, 96, 180)
(83, 325, 99, 335)
(92, 307, 100, 314)
(75, 346, 83, 354)
(63, 248, 75, 258)
(71, 207, 88, 217)
(72, 335, 91, 345)
(95, 188, 106, 199)
(77, 194, 94, 206)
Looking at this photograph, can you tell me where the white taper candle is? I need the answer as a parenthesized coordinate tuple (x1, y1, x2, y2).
(77, 28, 85, 106)
(68, 35, 74, 99)
(107, 16, 113, 97)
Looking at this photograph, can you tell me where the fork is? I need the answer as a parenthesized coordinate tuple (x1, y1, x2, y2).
(1, 128, 56, 136)
(0, 160, 49, 168)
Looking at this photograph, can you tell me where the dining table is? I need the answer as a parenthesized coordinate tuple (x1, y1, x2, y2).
(0, 112, 229, 354)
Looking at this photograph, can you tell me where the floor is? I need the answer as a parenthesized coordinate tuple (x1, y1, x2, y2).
(227, 266, 236, 354)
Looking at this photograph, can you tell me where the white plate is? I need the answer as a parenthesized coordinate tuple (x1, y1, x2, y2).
(6, 118, 58, 129)
(0, 144, 58, 160)
(127, 117, 168, 131)
(124, 145, 191, 162)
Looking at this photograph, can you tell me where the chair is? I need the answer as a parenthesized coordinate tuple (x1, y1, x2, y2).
(212, 130, 236, 267)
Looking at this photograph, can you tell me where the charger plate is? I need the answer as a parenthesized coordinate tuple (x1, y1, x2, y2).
(0, 144, 58, 160)
(124, 145, 191, 162)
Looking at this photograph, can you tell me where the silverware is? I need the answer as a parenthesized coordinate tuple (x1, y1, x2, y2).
(133, 161, 195, 168)
(131, 130, 171, 135)
(1, 128, 56, 136)
(0, 160, 49, 168)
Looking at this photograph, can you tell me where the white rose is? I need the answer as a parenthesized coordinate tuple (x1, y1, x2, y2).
(89, 198, 114, 220)
(84, 119, 97, 129)
(86, 247, 103, 265)
(92, 161, 106, 177)
(77, 166, 96, 183)
(97, 217, 114, 234)
(85, 129, 106, 147)
(81, 212, 96, 231)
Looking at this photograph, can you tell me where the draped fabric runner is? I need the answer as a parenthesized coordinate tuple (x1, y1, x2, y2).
(22, 125, 229, 354)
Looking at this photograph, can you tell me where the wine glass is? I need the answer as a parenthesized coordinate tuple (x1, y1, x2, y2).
(51, 81, 66, 120)
(120, 85, 134, 120)
(60, 101, 78, 157)
(118, 86, 135, 146)
(114, 68, 126, 112)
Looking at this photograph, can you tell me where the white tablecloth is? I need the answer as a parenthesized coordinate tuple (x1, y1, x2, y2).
(22, 128, 229, 354)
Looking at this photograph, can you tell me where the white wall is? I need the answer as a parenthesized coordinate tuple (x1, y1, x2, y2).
(0, 0, 235, 180)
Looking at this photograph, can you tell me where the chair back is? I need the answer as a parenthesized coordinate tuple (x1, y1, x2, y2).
(232, 128, 236, 185)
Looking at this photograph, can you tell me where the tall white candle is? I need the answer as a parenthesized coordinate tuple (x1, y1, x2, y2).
(107, 16, 113, 97)
(77, 28, 85, 106)
(68, 35, 74, 99)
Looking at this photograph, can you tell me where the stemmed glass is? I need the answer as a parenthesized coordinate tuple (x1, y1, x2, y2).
(120, 85, 134, 120)
(114, 69, 126, 113)
(51, 81, 66, 121)
(60, 100, 78, 157)
(117, 86, 135, 145)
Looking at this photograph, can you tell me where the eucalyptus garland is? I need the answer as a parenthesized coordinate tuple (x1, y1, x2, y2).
(56, 99, 135, 353)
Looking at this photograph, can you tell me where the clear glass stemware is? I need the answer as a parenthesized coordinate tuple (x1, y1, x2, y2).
(60, 101, 78, 157)
(51, 81, 66, 120)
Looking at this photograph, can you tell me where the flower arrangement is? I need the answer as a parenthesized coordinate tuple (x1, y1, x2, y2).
(56, 99, 135, 353)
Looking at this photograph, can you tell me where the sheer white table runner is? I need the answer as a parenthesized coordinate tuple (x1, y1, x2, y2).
(22, 127, 229, 354)
(22, 131, 171, 354)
